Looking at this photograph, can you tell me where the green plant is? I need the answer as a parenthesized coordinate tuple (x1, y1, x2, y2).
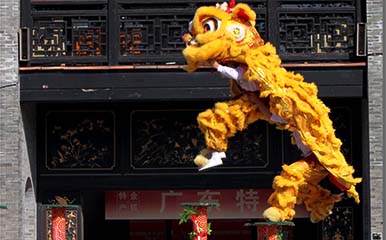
(179, 207, 196, 224)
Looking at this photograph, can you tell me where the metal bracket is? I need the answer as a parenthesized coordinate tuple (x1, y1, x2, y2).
(356, 23, 367, 57)
(19, 27, 30, 61)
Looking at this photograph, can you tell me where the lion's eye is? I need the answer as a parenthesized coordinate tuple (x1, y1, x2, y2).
(202, 18, 220, 33)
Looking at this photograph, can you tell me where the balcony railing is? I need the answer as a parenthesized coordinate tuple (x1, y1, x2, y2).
(20, 0, 365, 66)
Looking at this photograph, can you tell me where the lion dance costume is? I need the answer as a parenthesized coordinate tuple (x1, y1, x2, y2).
(182, 1, 361, 223)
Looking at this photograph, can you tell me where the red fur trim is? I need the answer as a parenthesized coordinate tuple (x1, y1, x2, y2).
(305, 153, 349, 191)
(328, 174, 349, 191)
(236, 9, 250, 22)
(304, 153, 317, 163)
(226, 0, 236, 13)
(229, 0, 235, 8)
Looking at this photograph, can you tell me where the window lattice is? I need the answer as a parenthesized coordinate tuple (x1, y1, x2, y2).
(277, 1, 356, 57)
(32, 16, 107, 57)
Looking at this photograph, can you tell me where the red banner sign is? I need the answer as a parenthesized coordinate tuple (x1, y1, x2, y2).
(105, 189, 307, 220)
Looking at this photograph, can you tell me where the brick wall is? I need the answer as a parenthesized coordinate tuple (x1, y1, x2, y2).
(0, 0, 36, 239)
(367, 0, 384, 238)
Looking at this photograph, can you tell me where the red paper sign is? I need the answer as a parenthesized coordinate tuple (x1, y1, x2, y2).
(105, 189, 307, 220)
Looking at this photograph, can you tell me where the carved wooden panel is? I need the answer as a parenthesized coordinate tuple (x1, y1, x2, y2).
(130, 109, 269, 170)
(39, 204, 82, 240)
(322, 207, 354, 240)
(118, 1, 267, 64)
(277, 0, 357, 59)
(31, 2, 107, 58)
(45, 111, 115, 170)
(130, 110, 202, 169)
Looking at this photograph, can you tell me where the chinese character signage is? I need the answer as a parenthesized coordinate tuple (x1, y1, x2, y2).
(105, 189, 307, 219)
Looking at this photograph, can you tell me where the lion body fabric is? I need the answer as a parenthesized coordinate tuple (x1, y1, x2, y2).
(183, 2, 361, 222)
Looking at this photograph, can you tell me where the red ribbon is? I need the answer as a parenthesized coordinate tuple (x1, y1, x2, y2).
(197, 231, 208, 238)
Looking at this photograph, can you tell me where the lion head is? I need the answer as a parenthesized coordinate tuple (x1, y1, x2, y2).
(182, 2, 264, 72)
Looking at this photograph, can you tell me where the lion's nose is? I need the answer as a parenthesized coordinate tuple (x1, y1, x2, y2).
(182, 33, 199, 47)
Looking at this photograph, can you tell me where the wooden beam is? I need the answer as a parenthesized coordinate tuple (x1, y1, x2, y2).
(19, 62, 367, 71)
(20, 68, 365, 101)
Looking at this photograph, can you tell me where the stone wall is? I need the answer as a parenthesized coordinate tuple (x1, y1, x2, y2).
(367, 0, 384, 238)
(0, 0, 36, 239)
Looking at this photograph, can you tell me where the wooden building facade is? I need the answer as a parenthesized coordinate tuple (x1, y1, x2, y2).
(19, 0, 369, 239)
